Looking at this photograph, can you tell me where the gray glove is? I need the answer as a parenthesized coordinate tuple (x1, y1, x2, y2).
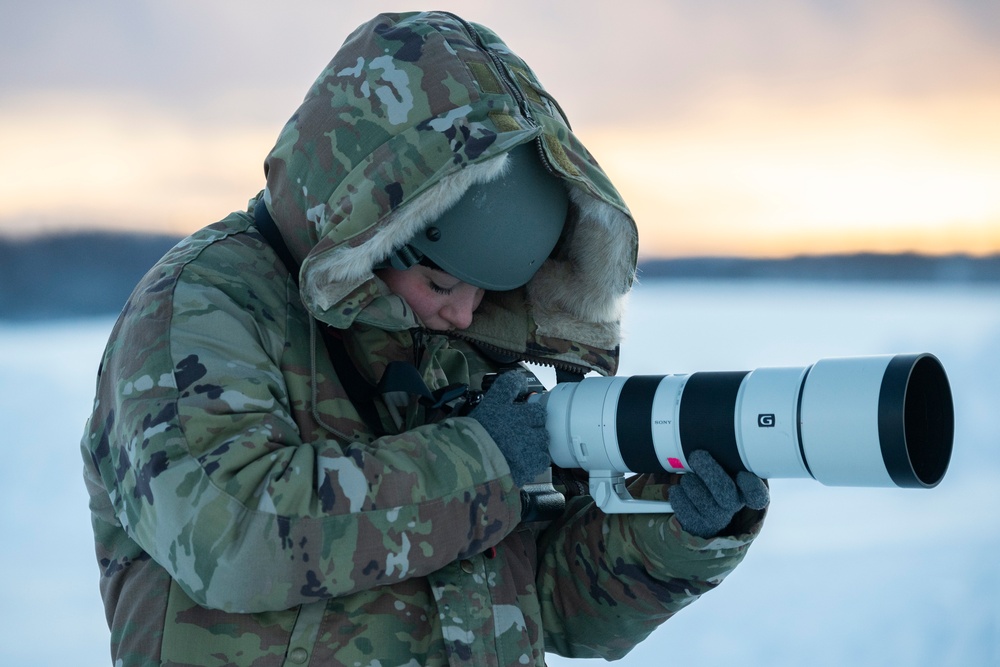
(668, 450, 769, 538)
(468, 371, 551, 487)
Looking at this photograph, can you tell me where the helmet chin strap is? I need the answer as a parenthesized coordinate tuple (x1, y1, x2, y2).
(378, 245, 454, 276)
(375, 245, 424, 272)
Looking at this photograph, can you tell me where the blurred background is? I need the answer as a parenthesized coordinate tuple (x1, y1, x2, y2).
(1, 1, 997, 665)
(3, 0, 999, 256)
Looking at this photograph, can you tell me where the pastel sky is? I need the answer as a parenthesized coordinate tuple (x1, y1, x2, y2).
(3, 0, 999, 258)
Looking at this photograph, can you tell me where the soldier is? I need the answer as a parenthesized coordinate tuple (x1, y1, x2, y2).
(82, 11, 767, 666)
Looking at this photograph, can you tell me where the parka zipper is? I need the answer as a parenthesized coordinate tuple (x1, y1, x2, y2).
(439, 329, 593, 378)
(442, 12, 560, 176)
(444, 13, 531, 119)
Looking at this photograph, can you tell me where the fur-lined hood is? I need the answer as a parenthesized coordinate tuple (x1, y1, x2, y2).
(261, 12, 637, 376)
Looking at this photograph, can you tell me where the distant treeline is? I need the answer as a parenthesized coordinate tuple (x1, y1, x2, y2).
(1, 232, 181, 321)
(638, 253, 1000, 283)
(1, 232, 998, 321)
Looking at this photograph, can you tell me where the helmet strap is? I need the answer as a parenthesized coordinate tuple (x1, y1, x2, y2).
(376, 244, 424, 272)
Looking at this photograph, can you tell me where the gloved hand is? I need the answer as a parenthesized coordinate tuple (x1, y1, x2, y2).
(468, 371, 551, 487)
(668, 450, 769, 538)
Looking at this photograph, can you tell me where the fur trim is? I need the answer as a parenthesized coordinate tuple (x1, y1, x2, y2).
(528, 187, 636, 346)
(300, 151, 636, 355)
(302, 154, 511, 312)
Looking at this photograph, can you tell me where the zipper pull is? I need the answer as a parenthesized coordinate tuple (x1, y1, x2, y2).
(411, 328, 427, 367)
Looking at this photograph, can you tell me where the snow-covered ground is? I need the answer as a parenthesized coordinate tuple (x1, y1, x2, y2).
(1, 279, 997, 666)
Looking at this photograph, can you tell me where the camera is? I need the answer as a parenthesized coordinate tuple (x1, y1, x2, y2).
(531, 353, 954, 514)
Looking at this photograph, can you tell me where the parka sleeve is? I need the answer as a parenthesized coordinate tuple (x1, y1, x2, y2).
(535, 473, 765, 660)
(84, 239, 521, 614)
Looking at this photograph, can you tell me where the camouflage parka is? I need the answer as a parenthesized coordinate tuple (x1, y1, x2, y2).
(82, 12, 765, 667)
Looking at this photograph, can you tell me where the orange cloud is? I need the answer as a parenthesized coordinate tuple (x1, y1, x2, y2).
(3, 87, 999, 260)
(0, 94, 273, 236)
(581, 92, 1000, 257)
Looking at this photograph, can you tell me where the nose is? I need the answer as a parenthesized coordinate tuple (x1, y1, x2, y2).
(441, 287, 484, 330)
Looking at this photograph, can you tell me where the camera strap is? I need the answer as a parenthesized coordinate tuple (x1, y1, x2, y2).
(253, 199, 391, 435)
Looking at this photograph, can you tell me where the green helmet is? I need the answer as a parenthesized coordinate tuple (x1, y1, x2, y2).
(390, 143, 569, 291)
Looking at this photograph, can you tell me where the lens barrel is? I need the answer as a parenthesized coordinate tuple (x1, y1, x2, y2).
(543, 353, 953, 489)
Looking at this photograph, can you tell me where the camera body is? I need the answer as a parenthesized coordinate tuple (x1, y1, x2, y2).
(532, 353, 954, 514)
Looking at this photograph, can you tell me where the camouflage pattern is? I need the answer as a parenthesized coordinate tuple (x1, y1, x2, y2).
(263, 11, 637, 374)
(82, 11, 764, 667)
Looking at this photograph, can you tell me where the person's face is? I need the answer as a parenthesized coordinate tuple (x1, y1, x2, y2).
(377, 265, 485, 331)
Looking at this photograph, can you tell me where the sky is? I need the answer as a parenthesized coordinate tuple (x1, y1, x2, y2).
(3, 0, 1000, 258)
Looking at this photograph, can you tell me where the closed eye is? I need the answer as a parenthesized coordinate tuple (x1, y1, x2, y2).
(429, 281, 454, 296)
